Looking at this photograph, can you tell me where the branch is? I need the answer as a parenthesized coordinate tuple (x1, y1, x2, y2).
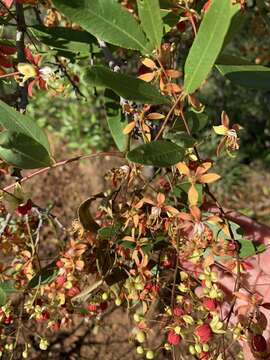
(15, 2, 28, 113)
(4, 151, 124, 192)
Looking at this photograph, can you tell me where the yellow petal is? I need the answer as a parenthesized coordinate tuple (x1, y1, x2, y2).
(17, 63, 37, 82)
(123, 121, 136, 135)
(213, 125, 228, 136)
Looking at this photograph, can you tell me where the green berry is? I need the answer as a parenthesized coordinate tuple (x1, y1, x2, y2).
(134, 313, 141, 322)
(146, 350, 154, 359)
(136, 330, 146, 343)
(115, 298, 121, 306)
(136, 346, 144, 354)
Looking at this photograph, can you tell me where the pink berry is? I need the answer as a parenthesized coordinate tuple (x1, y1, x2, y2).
(195, 324, 212, 344)
(56, 275, 66, 287)
(173, 306, 184, 317)
(87, 304, 98, 312)
(202, 297, 217, 312)
(67, 286, 80, 297)
(167, 330, 181, 345)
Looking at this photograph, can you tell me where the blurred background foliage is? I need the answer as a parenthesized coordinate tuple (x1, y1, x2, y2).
(1, 0, 269, 221)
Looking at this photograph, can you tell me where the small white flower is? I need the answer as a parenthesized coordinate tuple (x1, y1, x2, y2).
(39, 66, 54, 81)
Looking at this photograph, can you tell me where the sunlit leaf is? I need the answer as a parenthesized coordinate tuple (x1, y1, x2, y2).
(184, 0, 240, 94)
(127, 141, 184, 167)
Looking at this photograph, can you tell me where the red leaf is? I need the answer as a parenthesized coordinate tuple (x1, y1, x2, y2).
(0, 45, 16, 55)
(0, 54, 12, 68)
(261, 303, 270, 310)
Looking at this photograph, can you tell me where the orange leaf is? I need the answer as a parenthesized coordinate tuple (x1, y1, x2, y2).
(123, 121, 136, 135)
(164, 205, 179, 215)
(178, 212, 193, 221)
(188, 184, 198, 205)
(176, 162, 190, 176)
(221, 111, 230, 128)
(188, 94, 203, 111)
(146, 112, 165, 120)
(190, 205, 201, 221)
(159, 77, 165, 91)
(138, 72, 155, 82)
(165, 69, 182, 78)
(199, 173, 221, 184)
(233, 291, 250, 303)
(195, 162, 212, 176)
(157, 193, 165, 206)
(163, 83, 182, 93)
(141, 58, 157, 70)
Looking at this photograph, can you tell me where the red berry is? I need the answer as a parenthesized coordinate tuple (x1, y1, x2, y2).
(173, 306, 184, 317)
(56, 275, 66, 287)
(195, 324, 212, 344)
(49, 320, 61, 331)
(202, 297, 217, 312)
(167, 330, 181, 345)
(56, 260, 63, 268)
(87, 304, 98, 312)
(4, 315, 13, 325)
(67, 286, 80, 297)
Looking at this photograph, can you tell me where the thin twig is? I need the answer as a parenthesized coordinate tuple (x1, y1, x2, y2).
(4, 152, 124, 192)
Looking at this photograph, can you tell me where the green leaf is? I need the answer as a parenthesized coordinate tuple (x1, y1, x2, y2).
(0, 131, 53, 169)
(222, 10, 246, 48)
(52, 0, 150, 53)
(172, 111, 208, 133)
(28, 263, 59, 289)
(127, 141, 185, 167)
(161, 9, 181, 34)
(164, 131, 196, 148)
(0, 281, 16, 306)
(216, 55, 270, 90)
(0, 100, 51, 153)
(85, 66, 169, 105)
(183, 0, 240, 94)
(105, 90, 128, 152)
(137, 0, 163, 49)
(98, 225, 121, 240)
(31, 25, 99, 55)
(0, 288, 6, 306)
(238, 239, 256, 258)
(118, 240, 136, 249)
